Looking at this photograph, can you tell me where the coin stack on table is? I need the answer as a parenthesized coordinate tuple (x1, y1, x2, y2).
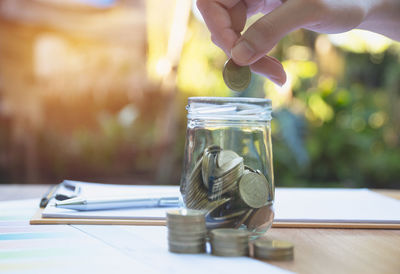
(166, 209, 207, 254)
(182, 145, 273, 231)
(253, 239, 294, 261)
(166, 210, 294, 259)
(210, 228, 250, 256)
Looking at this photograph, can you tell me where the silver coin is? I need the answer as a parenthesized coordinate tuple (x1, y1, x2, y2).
(166, 209, 206, 222)
(210, 228, 250, 257)
(167, 208, 207, 254)
(238, 172, 269, 208)
(210, 228, 249, 239)
(217, 150, 240, 168)
(253, 239, 294, 260)
(222, 59, 251, 92)
(202, 147, 219, 189)
(169, 242, 206, 254)
(245, 205, 274, 230)
(234, 209, 254, 229)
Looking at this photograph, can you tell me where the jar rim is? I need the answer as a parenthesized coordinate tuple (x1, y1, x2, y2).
(188, 97, 271, 106)
(187, 97, 272, 121)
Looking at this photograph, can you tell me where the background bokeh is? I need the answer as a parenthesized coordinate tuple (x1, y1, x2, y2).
(0, 0, 399, 188)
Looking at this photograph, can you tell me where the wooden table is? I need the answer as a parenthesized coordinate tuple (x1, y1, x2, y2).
(1, 184, 399, 274)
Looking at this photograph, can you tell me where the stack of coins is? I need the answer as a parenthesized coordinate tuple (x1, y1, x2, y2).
(222, 59, 251, 92)
(166, 209, 207, 254)
(253, 239, 294, 261)
(184, 157, 209, 210)
(182, 145, 273, 230)
(210, 228, 250, 256)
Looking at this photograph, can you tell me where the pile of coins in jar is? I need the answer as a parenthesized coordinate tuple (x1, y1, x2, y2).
(182, 145, 273, 231)
(166, 209, 294, 260)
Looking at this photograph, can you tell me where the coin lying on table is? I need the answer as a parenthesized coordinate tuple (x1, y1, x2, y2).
(166, 209, 207, 254)
(223, 59, 251, 92)
(210, 228, 250, 257)
(253, 239, 294, 261)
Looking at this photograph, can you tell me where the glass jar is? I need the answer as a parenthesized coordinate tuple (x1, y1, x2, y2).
(180, 97, 274, 236)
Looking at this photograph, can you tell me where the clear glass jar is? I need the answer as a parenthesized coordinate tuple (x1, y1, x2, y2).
(180, 97, 274, 236)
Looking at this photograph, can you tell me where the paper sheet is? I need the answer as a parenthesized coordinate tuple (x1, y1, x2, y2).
(43, 182, 400, 224)
(274, 188, 400, 223)
(73, 225, 292, 274)
(0, 199, 291, 274)
(0, 199, 158, 274)
(42, 182, 180, 219)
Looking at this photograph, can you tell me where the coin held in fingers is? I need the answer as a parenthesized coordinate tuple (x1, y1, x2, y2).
(223, 59, 251, 92)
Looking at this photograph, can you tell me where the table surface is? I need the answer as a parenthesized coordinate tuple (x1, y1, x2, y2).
(1, 184, 399, 274)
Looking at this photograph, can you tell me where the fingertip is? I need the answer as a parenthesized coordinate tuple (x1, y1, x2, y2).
(280, 71, 287, 86)
(266, 72, 287, 87)
(271, 73, 287, 87)
(250, 56, 287, 86)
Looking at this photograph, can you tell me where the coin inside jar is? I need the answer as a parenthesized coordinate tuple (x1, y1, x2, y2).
(183, 145, 273, 232)
(245, 205, 274, 231)
(223, 59, 251, 92)
(238, 171, 269, 208)
(217, 150, 240, 168)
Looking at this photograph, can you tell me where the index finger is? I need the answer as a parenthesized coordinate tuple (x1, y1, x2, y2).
(197, 0, 244, 54)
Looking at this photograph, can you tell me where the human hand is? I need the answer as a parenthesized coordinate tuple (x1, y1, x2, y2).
(196, 0, 400, 86)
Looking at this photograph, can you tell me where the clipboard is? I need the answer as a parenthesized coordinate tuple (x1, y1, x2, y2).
(30, 207, 166, 226)
(30, 182, 400, 229)
(30, 208, 400, 229)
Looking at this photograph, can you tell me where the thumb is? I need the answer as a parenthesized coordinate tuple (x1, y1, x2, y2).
(231, 0, 310, 65)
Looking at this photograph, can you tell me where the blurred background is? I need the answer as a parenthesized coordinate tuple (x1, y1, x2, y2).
(0, 0, 399, 188)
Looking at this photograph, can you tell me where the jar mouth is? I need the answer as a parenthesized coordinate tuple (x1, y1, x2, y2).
(188, 97, 271, 105)
(187, 97, 272, 121)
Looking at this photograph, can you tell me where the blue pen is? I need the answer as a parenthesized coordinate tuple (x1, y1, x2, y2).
(55, 195, 180, 211)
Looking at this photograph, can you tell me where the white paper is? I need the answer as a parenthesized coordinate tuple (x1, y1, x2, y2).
(73, 225, 292, 274)
(1, 198, 291, 274)
(274, 188, 400, 223)
(61, 180, 181, 198)
(0, 199, 160, 274)
(43, 182, 400, 224)
(42, 182, 180, 219)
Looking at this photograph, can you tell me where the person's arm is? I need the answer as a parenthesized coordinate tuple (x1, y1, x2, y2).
(197, 0, 400, 85)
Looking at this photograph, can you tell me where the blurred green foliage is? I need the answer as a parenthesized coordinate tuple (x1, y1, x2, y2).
(0, 11, 399, 188)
